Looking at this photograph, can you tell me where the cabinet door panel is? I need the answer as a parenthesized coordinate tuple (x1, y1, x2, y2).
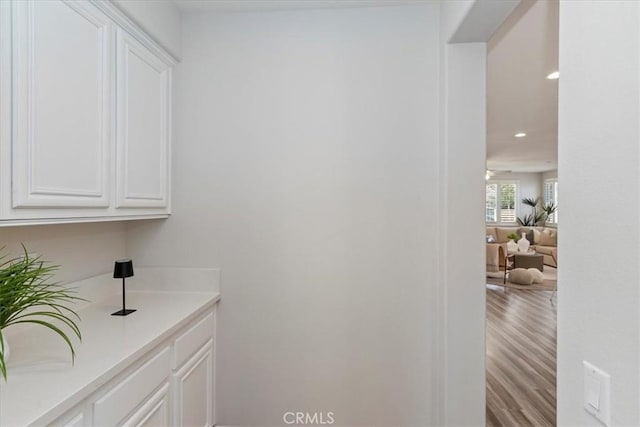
(93, 346, 170, 426)
(11, 0, 112, 208)
(48, 406, 84, 427)
(116, 28, 170, 209)
(173, 311, 215, 369)
(121, 382, 170, 427)
(173, 341, 214, 427)
(63, 413, 84, 427)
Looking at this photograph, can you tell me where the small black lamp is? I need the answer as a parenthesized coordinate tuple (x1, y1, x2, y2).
(112, 259, 136, 316)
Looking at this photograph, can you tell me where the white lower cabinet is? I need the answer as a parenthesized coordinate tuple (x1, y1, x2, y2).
(93, 346, 171, 426)
(49, 406, 85, 427)
(63, 414, 85, 427)
(121, 383, 171, 427)
(172, 341, 214, 427)
(48, 307, 216, 427)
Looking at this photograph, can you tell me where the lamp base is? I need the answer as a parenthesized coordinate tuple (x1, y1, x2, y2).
(111, 309, 136, 316)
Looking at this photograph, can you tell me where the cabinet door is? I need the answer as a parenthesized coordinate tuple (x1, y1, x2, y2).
(62, 413, 84, 427)
(93, 346, 171, 426)
(172, 341, 214, 427)
(116, 28, 170, 210)
(48, 406, 85, 427)
(11, 0, 112, 208)
(121, 383, 171, 427)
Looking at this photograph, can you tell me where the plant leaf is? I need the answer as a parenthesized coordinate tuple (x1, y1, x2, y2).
(10, 319, 78, 363)
(0, 245, 85, 380)
(522, 197, 540, 208)
(0, 330, 6, 380)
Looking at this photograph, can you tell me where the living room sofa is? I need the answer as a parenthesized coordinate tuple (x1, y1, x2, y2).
(486, 226, 558, 272)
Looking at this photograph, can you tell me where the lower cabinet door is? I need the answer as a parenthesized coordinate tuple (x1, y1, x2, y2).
(49, 407, 84, 427)
(121, 382, 171, 427)
(63, 413, 84, 427)
(93, 346, 170, 426)
(172, 340, 214, 427)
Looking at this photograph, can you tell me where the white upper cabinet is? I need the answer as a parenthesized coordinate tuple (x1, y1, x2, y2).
(116, 28, 170, 209)
(11, 0, 113, 209)
(0, 0, 175, 225)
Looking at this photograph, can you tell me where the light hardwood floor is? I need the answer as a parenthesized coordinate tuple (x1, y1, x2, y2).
(486, 285, 557, 427)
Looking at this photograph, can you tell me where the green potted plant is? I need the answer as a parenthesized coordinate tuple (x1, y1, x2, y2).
(0, 246, 84, 380)
(506, 232, 519, 241)
(542, 201, 557, 222)
(505, 232, 519, 252)
(517, 197, 549, 226)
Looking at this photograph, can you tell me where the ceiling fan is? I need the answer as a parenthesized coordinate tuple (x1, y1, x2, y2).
(485, 169, 512, 180)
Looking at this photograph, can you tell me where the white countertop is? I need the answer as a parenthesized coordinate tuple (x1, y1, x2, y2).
(0, 267, 220, 427)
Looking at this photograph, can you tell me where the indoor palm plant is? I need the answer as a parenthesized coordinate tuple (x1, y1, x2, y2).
(541, 201, 557, 220)
(517, 197, 551, 226)
(0, 246, 83, 380)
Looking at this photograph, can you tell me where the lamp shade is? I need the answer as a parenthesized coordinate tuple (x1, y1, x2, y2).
(113, 259, 134, 278)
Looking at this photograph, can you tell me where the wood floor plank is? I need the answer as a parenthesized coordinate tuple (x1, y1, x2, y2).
(486, 285, 556, 427)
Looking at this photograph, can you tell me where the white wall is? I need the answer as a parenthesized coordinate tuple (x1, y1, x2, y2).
(0, 222, 127, 284)
(438, 2, 519, 424)
(112, 0, 182, 59)
(558, 1, 640, 425)
(441, 42, 486, 426)
(488, 171, 542, 223)
(542, 169, 557, 181)
(127, 5, 441, 426)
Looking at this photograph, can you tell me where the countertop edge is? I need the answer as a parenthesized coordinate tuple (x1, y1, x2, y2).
(28, 292, 221, 427)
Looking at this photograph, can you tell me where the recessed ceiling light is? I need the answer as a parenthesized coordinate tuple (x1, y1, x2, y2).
(546, 71, 559, 80)
(514, 132, 526, 138)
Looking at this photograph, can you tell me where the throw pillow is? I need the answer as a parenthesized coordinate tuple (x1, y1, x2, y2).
(532, 228, 541, 244)
(495, 228, 514, 243)
(539, 229, 557, 246)
(528, 268, 544, 284)
(509, 268, 534, 285)
(486, 235, 496, 243)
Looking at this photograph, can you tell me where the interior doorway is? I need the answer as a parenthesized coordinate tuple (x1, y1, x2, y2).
(483, 1, 559, 425)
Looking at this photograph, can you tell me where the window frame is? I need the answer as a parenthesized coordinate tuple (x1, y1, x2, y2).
(485, 180, 519, 225)
(544, 178, 558, 225)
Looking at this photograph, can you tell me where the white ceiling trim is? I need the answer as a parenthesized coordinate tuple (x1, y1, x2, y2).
(172, 0, 432, 13)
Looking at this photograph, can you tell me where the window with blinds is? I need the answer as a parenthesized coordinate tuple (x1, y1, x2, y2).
(500, 183, 516, 222)
(486, 184, 497, 222)
(486, 181, 518, 224)
(544, 179, 558, 224)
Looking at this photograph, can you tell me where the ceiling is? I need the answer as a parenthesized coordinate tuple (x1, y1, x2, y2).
(487, 0, 558, 173)
(172, 0, 429, 13)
